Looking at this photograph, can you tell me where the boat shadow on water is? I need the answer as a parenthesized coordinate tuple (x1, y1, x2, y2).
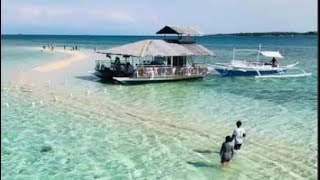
(187, 161, 218, 168)
(74, 75, 115, 84)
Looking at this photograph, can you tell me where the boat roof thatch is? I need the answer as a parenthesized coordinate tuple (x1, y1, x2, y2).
(156, 25, 202, 35)
(181, 44, 215, 56)
(100, 39, 214, 57)
(101, 39, 194, 57)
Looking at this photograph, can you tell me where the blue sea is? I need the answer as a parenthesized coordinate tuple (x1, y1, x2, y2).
(1, 35, 317, 179)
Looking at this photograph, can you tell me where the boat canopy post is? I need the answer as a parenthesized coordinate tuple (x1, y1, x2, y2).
(233, 48, 235, 61)
(257, 44, 261, 61)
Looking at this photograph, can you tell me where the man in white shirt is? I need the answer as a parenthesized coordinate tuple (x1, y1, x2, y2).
(231, 121, 246, 150)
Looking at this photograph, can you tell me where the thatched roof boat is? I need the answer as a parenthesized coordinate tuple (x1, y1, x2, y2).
(93, 25, 215, 84)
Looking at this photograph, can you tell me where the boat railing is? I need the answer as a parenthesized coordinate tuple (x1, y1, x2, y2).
(95, 59, 133, 71)
(134, 65, 208, 78)
(95, 60, 208, 77)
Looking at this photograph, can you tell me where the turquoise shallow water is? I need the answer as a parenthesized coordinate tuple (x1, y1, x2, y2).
(1, 35, 318, 179)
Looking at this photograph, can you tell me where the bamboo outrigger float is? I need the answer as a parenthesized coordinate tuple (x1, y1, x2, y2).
(93, 26, 215, 84)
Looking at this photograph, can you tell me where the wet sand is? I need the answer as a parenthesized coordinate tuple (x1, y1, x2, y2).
(33, 49, 89, 73)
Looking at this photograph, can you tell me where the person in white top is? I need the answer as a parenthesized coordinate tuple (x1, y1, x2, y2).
(231, 121, 246, 150)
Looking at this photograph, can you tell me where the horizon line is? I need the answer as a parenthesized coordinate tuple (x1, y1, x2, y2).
(1, 30, 317, 36)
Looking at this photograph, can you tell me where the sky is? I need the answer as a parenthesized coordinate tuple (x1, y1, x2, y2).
(1, 0, 318, 35)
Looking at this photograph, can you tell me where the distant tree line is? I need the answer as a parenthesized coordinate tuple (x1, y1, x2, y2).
(206, 31, 318, 37)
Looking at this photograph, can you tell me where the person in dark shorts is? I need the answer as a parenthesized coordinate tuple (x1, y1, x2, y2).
(220, 136, 234, 166)
(231, 121, 246, 150)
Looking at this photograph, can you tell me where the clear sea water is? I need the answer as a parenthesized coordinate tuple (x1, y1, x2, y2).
(1, 35, 317, 179)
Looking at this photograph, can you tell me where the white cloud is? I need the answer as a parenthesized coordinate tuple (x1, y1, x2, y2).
(1, 0, 317, 34)
(2, 4, 136, 26)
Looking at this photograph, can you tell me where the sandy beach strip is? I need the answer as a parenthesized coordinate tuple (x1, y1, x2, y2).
(33, 49, 89, 73)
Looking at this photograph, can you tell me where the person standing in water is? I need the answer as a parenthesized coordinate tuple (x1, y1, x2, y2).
(220, 136, 234, 166)
(231, 121, 246, 151)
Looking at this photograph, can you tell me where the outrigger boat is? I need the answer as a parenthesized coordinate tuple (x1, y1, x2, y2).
(94, 26, 215, 84)
(214, 45, 311, 78)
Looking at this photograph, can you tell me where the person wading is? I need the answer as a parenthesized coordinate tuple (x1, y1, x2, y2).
(231, 121, 246, 151)
(220, 136, 234, 166)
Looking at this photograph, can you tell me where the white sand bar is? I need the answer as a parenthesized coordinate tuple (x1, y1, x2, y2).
(33, 49, 88, 73)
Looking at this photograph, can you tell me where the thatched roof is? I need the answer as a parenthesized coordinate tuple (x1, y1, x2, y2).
(101, 39, 194, 57)
(156, 25, 202, 35)
(100, 39, 215, 57)
(181, 44, 215, 56)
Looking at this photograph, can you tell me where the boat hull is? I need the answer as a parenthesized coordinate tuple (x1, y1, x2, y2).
(215, 68, 287, 77)
(94, 69, 133, 81)
(113, 75, 204, 85)
(93, 70, 114, 81)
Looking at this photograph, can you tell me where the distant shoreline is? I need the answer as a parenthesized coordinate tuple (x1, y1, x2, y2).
(206, 31, 318, 37)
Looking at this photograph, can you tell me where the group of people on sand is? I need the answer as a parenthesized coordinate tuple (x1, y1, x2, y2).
(219, 120, 246, 166)
(63, 45, 79, 51)
(42, 44, 54, 51)
(42, 44, 80, 51)
(68, 45, 79, 51)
